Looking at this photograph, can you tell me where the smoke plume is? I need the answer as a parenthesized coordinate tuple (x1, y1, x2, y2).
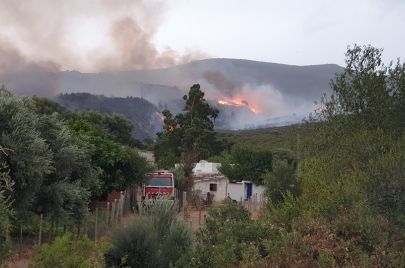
(201, 71, 311, 129)
(203, 71, 242, 96)
(0, 40, 60, 97)
(0, 0, 205, 96)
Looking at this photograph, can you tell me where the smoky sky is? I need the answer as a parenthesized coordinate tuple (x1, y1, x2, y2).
(0, 0, 206, 96)
(1, 0, 403, 103)
(0, 0, 205, 73)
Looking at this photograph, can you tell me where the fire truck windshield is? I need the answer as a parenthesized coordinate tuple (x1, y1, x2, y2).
(147, 177, 172, 187)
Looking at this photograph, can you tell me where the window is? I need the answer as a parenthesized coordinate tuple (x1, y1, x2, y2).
(147, 177, 173, 187)
(209, 183, 217, 192)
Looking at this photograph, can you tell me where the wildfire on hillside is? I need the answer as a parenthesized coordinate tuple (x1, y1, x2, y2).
(217, 98, 259, 114)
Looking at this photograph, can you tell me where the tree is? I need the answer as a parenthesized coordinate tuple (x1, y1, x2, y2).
(75, 111, 142, 148)
(0, 88, 52, 219)
(308, 45, 405, 225)
(0, 162, 13, 260)
(264, 149, 300, 204)
(220, 147, 272, 185)
(67, 118, 150, 199)
(317, 44, 405, 133)
(155, 84, 227, 174)
(32, 114, 98, 225)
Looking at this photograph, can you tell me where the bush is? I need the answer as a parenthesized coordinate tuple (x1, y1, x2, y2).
(105, 218, 159, 268)
(181, 200, 275, 267)
(105, 199, 192, 268)
(31, 233, 109, 268)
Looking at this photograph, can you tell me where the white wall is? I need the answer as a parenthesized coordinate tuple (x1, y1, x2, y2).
(252, 184, 266, 198)
(193, 178, 227, 202)
(227, 181, 266, 201)
(228, 182, 244, 201)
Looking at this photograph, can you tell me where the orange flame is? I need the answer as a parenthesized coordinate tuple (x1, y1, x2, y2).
(167, 125, 175, 133)
(217, 98, 259, 113)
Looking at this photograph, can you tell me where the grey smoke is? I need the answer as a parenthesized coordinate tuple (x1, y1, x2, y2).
(203, 71, 242, 96)
(0, 0, 205, 96)
(0, 40, 60, 97)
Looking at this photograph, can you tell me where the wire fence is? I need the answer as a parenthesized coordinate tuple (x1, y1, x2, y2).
(16, 189, 267, 250)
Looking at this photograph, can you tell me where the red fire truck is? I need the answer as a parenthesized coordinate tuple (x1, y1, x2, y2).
(143, 171, 175, 199)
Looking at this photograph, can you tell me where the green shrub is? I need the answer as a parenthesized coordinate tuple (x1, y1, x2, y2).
(31, 233, 109, 268)
(160, 221, 193, 267)
(140, 198, 178, 238)
(182, 200, 275, 267)
(105, 199, 192, 268)
(105, 218, 159, 268)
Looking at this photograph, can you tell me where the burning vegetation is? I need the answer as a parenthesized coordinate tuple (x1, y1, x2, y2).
(217, 98, 259, 113)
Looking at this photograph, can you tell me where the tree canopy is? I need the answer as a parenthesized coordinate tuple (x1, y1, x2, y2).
(154, 84, 227, 175)
(219, 147, 272, 185)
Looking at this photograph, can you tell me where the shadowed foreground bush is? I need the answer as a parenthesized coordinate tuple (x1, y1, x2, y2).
(105, 199, 192, 268)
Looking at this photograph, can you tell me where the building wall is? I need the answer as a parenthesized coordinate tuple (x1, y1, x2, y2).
(252, 184, 266, 198)
(228, 181, 266, 201)
(193, 178, 228, 202)
(228, 182, 244, 201)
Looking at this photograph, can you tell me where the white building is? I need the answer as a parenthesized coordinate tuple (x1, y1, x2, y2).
(192, 160, 266, 202)
(193, 175, 228, 202)
(227, 181, 266, 202)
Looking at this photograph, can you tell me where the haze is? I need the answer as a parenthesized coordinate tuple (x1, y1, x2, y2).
(0, 0, 403, 73)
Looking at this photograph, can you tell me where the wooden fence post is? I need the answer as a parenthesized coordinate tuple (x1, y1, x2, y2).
(111, 199, 116, 225)
(94, 208, 98, 241)
(20, 224, 23, 253)
(115, 199, 120, 224)
(198, 207, 202, 226)
(106, 202, 110, 227)
(182, 192, 187, 219)
(38, 214, 43, 246)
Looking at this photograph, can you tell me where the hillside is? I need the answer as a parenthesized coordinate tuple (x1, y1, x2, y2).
(58, 59, 343, 129)
(57, 93, 163, 140)
(59, 58, 343, 103)
(217, 123, 316, 152)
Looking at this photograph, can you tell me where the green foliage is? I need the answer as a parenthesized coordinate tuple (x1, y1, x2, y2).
(264, 149, 299, 204)
(0, 88, 52, 218)
(74, 111, 142, 148)
(217, 124, 312, 153)
(105, 199, 192, 268)
(181, 200, 274, 267)
(320, 44, 405, 132)
(31, 233, 109, 268)
(140, 198, 178, 238)
(67, 118, 150, 199)
(32, 97, 73, 119)
(219, 146, 272, 185)
(171, 167, 186, 190)
(0, 163, 14, 260)
(155, 84, 227, 171)
(33, 113, 98, 224)
(186, 45, 405, 267)
(105, 218, 159, 268)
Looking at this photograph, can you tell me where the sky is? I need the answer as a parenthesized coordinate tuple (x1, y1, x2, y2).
(0, 0, 404, 72)
(156, 0, 405, 66)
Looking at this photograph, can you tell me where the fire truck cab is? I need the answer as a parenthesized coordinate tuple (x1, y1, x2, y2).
(143, 171, 175, 199)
